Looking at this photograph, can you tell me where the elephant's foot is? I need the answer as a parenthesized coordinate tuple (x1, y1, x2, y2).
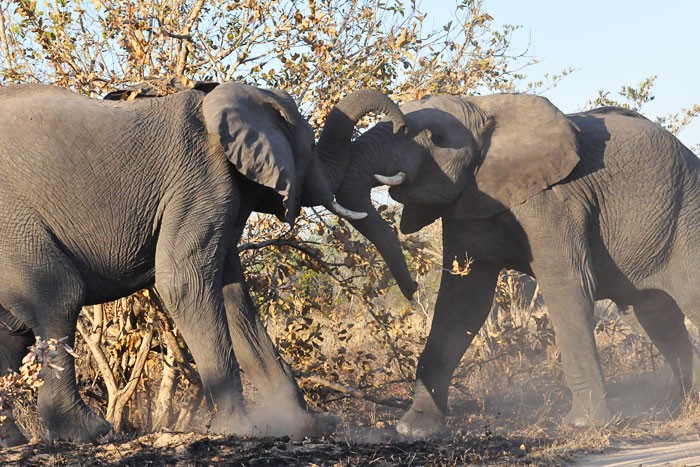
(395, 381, 446, 439)
(396, 406, 446, 439)
(294, 411, 339, 438)
(43, 406, 112, 442)
(248, 406, 339, 438)
(1, 412, 28, 447)
(563, 396, 610, 427)
(209, 410, 253, 437)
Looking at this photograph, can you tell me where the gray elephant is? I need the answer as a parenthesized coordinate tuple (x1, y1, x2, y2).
(0, 82, 405, 445)
(333, 92, 700, 437)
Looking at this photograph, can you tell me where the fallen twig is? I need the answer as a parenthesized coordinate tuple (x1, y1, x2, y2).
(300, 375, 410, 410)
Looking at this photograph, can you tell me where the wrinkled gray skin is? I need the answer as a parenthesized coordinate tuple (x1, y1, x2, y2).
(336, 93, 700, 438)
(0, 82, 406, 445)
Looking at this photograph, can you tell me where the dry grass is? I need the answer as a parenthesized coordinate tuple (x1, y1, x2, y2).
(3, 290, 699, 464)
(4, 256, 700, 464)
(260, 289, 700, 462)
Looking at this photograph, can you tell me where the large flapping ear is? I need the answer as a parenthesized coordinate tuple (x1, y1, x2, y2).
(453, 94, 580, 220)
(202, 82, 309, 223)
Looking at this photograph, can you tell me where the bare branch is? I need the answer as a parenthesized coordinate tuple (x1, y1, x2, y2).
(160, 28, 192, 42)
(76, 318, 118, 408)
(300, 374, 410, 410)
(108, 325, 154, 431)
(0, 4, 12, 72)
(175, 0, 206, 77)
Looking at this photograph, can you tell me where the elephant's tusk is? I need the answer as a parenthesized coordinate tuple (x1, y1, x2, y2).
(374, 171, 407, 186)
(330, 200, 368, 220)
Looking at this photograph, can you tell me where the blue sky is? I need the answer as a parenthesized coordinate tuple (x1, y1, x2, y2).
(427, 0, 700, 150)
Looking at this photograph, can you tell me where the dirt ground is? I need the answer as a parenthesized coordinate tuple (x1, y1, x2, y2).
(3, 430, 700, 466)
(575, 437, 700, 466)
(2, 385, 699, 467)
(0, 430, 554, 466)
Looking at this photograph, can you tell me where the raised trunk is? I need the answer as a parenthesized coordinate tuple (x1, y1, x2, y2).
(335, 123, 417, 299)
(317, 90, 406, 192)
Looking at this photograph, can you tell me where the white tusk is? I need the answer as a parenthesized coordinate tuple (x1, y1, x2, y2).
(374, 171, 407, 186)
(330, 200, 368, 220)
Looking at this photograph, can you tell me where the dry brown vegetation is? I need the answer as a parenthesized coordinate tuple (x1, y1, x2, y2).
(1, 0, 700, 464)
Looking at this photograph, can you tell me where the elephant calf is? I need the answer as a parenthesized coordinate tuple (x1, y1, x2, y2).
(336, 92, 700, 437)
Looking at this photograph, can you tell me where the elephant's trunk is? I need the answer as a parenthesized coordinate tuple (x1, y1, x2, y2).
(301, 157, 366, 220)
(317, 90, 407, 193)
(335, 123, 417, 300)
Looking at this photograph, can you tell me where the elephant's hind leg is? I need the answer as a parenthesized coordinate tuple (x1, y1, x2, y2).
(0, 233, 110, 442)
(0, 318, 34, 446)
(627, 290, 700, 414)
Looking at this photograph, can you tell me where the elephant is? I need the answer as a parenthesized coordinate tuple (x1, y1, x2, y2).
(0, 81, 406, 445)
(332, 92, 700, 438)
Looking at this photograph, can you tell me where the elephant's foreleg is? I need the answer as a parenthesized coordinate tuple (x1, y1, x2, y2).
(153, 205, 252, 435)
(222, 252, 336, 437)
(397, 264, 500, 439)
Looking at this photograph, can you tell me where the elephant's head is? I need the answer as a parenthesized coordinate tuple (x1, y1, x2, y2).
(335, 93, 580, 299)
(201, 82, 406, 224)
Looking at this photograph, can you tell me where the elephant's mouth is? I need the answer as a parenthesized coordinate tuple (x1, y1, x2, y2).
(387, 184, 409, 203)
(389, 183, 456, 206)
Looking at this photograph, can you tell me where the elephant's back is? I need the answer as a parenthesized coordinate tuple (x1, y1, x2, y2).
(0, 85, 200, 298)
(565, 110, 687, 281)
(0, 84, 163, 221)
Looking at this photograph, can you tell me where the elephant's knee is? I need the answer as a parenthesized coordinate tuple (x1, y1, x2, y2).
(154, 270, 198, 319)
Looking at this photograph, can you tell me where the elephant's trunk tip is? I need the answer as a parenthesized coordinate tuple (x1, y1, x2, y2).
(375, 171, 407, 187)
(393, 120, 408, 135)
(400, 280, 418, 300)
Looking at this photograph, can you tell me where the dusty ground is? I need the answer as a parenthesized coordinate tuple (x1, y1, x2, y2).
(575, 437, 700, 466)
(4, 428, 700, 466)
(0, 430, 555, 466)
(2, 385, 699, 466)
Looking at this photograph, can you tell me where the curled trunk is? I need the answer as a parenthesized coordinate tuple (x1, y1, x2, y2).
(314, 91, 415, 298)
(335, 123, 417, 299)
(317, 90, 407, 193)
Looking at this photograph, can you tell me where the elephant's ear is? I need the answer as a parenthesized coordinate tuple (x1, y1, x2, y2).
(202, 82, 310, 223)
(453, 94, 580, 220)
